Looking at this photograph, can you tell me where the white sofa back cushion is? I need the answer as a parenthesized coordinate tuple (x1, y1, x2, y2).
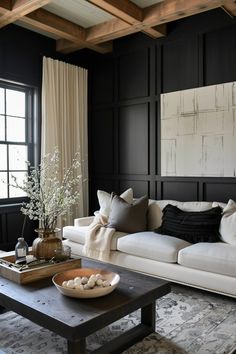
(147, 200, 213, 231)
(96, 188, 133, 219)
(217, 199, 236, 245)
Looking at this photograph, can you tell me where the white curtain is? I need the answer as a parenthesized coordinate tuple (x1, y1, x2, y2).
(41, 56, 88, 226)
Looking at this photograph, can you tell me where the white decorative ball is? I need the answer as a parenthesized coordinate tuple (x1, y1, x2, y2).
(81, 276, 88, 284)
(102, 280, 110, 287)
(96, 278, 103, 286)
(74, 277, 82, 285)
(89, 274, 97, 282)
(87, 279, 95, 288)
(67, 280, 75, 288)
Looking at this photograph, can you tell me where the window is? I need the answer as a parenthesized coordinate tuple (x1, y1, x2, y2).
(0, 82, 35, 201)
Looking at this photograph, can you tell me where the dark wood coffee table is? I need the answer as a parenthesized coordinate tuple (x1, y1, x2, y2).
(0, 258, 171, 354)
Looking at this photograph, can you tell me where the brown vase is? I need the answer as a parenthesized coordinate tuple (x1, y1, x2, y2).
(32, 228, 62, 260)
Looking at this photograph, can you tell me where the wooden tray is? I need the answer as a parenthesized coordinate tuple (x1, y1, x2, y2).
(0, 254, 81, 284)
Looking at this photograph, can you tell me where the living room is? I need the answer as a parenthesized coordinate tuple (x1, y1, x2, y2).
(0, 0, 236, 353)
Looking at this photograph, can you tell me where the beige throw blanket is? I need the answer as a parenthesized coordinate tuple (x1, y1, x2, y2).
(83, 214, 116, 261)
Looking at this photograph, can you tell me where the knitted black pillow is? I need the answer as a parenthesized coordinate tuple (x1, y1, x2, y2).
(155, 204, 222, 243)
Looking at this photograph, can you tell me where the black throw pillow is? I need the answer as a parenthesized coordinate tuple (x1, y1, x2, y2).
(155, 204, 222, 243)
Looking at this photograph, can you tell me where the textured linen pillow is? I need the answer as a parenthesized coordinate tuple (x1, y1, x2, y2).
(96, 188, 133, 220)
(155, 204, 222, 243)
(107, 195, 148, 233)
(219, 199, 236, 244)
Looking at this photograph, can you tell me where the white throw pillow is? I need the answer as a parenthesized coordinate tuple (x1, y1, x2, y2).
(96, 188, 133, 220)
(219, 199, 236, 244)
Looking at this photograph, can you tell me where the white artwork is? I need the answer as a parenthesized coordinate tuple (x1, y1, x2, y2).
(161, 82, 236, 177)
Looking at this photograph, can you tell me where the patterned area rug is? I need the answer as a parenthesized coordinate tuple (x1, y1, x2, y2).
(0, 284, 236, 354)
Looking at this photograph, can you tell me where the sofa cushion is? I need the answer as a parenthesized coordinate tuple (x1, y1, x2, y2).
(178, 242, 236, 277)
(117, 232, 191, 263)
(96, 188, 133, 219)
(155, 204, 222, 243)
(147, 200, 213, 231)
(107, 195, 148, 233)
(218, 199, 236, 245)
(63, 226, 127, 251)
(212, 201, 227, 209)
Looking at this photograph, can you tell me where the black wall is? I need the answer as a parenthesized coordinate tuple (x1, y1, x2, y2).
(0, 25, 59, 250)
(0, 24, 94, 250)
(89, 8, 236, 212)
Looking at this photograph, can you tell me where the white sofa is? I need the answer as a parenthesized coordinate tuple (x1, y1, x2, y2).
(63, 200, 236, 298)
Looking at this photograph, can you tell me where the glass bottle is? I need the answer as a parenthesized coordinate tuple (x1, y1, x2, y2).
(15, 237, 29, 260)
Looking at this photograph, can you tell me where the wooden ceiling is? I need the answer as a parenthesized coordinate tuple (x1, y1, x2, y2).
(0, 0, 236, 54)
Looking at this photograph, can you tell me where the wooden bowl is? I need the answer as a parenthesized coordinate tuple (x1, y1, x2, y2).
(52, 268, 120, 298)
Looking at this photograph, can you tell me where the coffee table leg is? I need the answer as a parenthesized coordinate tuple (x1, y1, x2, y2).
(66, 302, 156, 354)
(141, 301, 156, 331)
(68, 338, 86, 354)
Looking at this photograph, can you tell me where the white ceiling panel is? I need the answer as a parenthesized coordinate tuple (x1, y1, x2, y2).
(44, 0, 114, 28)
(131, 0, 164, 7)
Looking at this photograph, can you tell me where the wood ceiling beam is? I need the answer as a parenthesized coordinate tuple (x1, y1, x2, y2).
(21, 8, 112, 53)
(86, 17, 139, 44)
(56, 38, 113, 54)
(0, 0, 53, 28)
(143, 0, 223, 27)
(85, 0, 223, 44)
(0, 0, 11, 13)
(87, 0, 165, 39)
(88, 0, 143, 25)
(142, 23, 166, 39)
(24, 8, 86, 42)
(221, 0, 236, 16)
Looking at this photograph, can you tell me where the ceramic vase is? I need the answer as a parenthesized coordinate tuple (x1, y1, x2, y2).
(32, 228, 62, 260)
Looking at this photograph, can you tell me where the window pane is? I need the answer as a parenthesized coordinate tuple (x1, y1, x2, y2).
(9, 172, 27, 197)
(0, 144, 7, 170)
(7, 116, 25, 142)
(6, 89, 25, 117)
(0, 172, 7, 198)
(9, 145, 28, 170)
(0, 88, 4, 114)
(0, 115, 5, 140)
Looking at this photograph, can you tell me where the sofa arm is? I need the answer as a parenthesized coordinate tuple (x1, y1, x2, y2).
(74, 216, 95, 227)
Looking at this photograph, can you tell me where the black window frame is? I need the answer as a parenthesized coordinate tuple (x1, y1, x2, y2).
(0, 80, 39, 205)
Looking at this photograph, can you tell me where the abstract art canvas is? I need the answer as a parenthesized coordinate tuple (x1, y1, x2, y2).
(161, 81, 236, 176)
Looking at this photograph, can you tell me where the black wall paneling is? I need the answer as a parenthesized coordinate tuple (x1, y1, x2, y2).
(162, 36, 199, 93)
(204, 26, 236, 86)
(0, 205, 36, 251)
(161, 181, 199, 201)
(119, 180, 149, 198)
(118, 103, 149, 175)
(118, 48, 149, 100)
(92, 59, 114, 104)
(204, 181, 236, 202)
(89, 9, 236, 212)
(91, 108, 114, 175)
